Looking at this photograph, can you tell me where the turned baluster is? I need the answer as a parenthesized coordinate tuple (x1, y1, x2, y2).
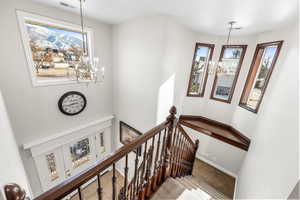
(183, 138, 188, 175)
(152, 131, 161, 190)
(138, 141, 147, 200)
(77, 186, 83, 200)
(169, 125, 177, 176)
(176, 134, 183, 177)
(171, 127, 181, 177)
(191, 140, 199, 175)
(112, 163, 117, 200)
(97, 174, 103, 200)
(131, 147, 139, 200)
(157, 128, 167, 185)
(145, 137, 155, 197)
(179, 135, 186, 176)
(162, 106, 176, 181)
(119, 154, 128, 200)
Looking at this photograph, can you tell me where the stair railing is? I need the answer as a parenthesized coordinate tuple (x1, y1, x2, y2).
(4, 106, 199, 200)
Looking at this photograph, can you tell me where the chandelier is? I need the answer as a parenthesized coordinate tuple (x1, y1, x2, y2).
(208, 21, 242, 75)
(74, 0, 101, 83)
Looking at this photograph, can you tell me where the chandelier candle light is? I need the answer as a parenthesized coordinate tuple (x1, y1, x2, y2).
(74, 0, 102, 83)
(208, 21, 242, 75)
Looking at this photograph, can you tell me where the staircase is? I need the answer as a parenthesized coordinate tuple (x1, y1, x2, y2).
(152, 176, 229, 200)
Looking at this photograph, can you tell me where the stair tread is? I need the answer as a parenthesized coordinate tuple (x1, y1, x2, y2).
(151, 178, 187, 199)
(190, 176, 230, 199)
(151, 176, 230, 200)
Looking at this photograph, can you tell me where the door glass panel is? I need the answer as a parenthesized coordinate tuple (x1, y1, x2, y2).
(45, 153, 59, 181)
(211, 46, 246, 102)
(70, 138, 92, 169)
(100, 132, 105, 153)
(246, 46, 277, 109)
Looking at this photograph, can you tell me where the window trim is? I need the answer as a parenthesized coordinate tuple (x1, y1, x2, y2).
(239, 40, 284, 113)
(16, 10, 95, 87)
(186, 43, 215, 97)
(210, 45, 248, 103)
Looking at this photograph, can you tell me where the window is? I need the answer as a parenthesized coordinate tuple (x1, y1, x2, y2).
(239, 41, 283, 113)
(210, 45, 247, 103)
(17, 11, 93, 86)
(187, 43, 214, 97)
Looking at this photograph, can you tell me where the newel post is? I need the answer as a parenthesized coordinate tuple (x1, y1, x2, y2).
(4, 183, 26, 200)
(162, 106, 177, 181)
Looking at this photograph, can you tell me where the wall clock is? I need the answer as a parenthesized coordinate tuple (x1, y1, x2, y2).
(58, 91, 87, 116)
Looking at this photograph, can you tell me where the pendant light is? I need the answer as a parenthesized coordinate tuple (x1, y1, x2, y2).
(208, 21, 242, 75)
(74, 0, 101, 83)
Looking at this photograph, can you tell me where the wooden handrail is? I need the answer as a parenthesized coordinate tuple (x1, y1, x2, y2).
(35, 121, 170, 200)
(6, 106, 199, 200)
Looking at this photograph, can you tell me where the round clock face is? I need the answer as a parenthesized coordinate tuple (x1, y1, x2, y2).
(58, 91, 87, 116)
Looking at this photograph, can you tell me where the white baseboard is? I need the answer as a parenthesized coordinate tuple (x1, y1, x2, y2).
(196, 154, 238, 178)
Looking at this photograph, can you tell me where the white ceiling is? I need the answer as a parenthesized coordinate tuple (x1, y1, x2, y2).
(31, 0, 299, 35)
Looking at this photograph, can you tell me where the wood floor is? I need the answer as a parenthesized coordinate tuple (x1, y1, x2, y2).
(192, 159, 235, 198)
(70, 170, 124, 200)
(69, 159, 235, 199)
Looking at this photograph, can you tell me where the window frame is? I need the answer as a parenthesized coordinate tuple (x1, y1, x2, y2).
(16, 10, 95, 87)
(239, 40, 283, 113)
(210, 45, 247, 103)
(186, 43, 215, 97)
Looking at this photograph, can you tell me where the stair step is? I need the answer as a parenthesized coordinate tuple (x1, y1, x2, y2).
(179, 177, 198, 189)
(177, 189, 203, 200)
(176, 177, 194, 190)
(151, 178, 187, 199)
(191, 176, 230, 199)
(151, 176, 231, 200)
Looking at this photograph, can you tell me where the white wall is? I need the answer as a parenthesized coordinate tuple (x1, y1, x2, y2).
(112, 16, 167, 133)
(112, 16, 168, 178)
(184, 126, 245, 177)
(112, 16, 299, 199)
(0, 0, 113, 196)
(0, 91, 31, 200)
(111, 15, 250, 179)
(235, 24, 299, 199)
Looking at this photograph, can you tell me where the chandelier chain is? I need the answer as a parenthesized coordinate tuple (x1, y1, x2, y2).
(79, 0, 86, 54)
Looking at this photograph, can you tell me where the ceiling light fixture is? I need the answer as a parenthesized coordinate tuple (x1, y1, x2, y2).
(74, 0, 102, 83)
(208, 21, 242, 75)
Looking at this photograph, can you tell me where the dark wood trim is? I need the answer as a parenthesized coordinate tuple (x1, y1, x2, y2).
(239, 40, 284, 113)
(210, 45, 248, 104)
(187, 42, 215, 97)
(179, 115, 250, 151)
(119, 121, 143, 144)
(120, 121, 143, 155)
